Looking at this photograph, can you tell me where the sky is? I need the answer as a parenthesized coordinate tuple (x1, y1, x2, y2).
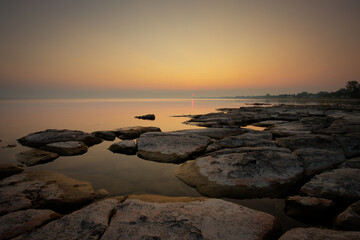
(0, 0, 360, 98)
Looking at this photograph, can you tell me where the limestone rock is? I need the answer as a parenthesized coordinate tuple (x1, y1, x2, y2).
(114, 126, 161, 139)
(0, 164, 24, 179)
(17, 129, 102, 148)
(101, 196, 280, 240)
(176, 147, 304, 198)
(300, 168, 360, 201)
(91, 131, 116, 141)
(252, 120, 289, 127)
(176, 128, 247, 140)
(336, 200, 360, 230)
(322, 115, 360, 140)
(16, 149, 59, 166)
(135, 114, 155, 120)
(41, 141, 88, 156)
(335, 135, 360, 158)
(279, 227, 360, 240)
(341, 157, 360, 169)
(275, 134, 342, 151)
(0, 209, 60, 240)
(108, 140, 137, 155)
(137, 132, 212, 163)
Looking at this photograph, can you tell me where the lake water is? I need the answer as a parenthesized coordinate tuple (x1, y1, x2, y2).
(1, 98, 333, 230)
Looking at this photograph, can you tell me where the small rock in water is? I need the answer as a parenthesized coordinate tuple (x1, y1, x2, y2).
(16, 149, 59, 166)
(0, 164, 24, 179)
(41, 141, 88, 156)
(91, 130, 116, 141)
(135, 114, 155, 120)
(108, 140, 137, 155)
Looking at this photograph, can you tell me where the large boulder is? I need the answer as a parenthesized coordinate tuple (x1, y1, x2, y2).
(279, 227, 360, 240)
(15, 197, 125, 240)
(113, 126, 161, 139)
(16, 149, 59, 166)
(176, 147, 304, 198)
(0, 171, 105, 215)
(300, 168, 360, 201)
(41, 141, 88, 156)
(108, 140, 137, 155)
(137, 132, 212, 163)
(101, 195, 280, 240)
(0, 209, 60, 240)
(17, 129, 102, 148)
(336, 200, 360, 230)
(91, 131, 116, 141)
(0, 164, 24, 179)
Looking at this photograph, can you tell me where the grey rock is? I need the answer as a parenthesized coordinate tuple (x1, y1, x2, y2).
(293, 148, 346, 177)
(114, 126, 161, 139)
(279, 227, 360, 240)
(137, 132, 212, 163)
(0, 164, 24, 179)
(101, 196, 280, 240)
(252, 120, 289, 127)
(341, 157, 360, 169)
(176, 127, 247, 140)
(91, 131, 116, 141)
(335, 135, 360, 158)
(0, 209, 60, 240)
(108, 140, 137, 155)
(16, 149, 59, 166)
(322, 115, 360, 140)
(336, 200, 360, 230)
(0, 171, 100, 215)
(176, 147, 304, 198)
(135, 114, 155, 120)
(17, 129, 102, 148)
(41, 141, 88, 156)
(276, 134, 342, 151)
(16, 197, 126, 240)
(300, 168, 360, 201)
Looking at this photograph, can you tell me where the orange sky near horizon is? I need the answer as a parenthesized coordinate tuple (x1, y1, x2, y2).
(0, 0, 360, 97)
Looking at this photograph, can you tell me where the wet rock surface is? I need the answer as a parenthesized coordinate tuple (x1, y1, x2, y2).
(108, 140, 137, 155)
(176, 147, 303, 198)
(91, 131, 116, 141)
(16, 149, 59, 166)
(114, 126, 161, 139)
(41, 141, 88, 156)
(137, 132, 212, 163)
(0, 164, 24, 179)
(336, 200, 360, 230)
(279, 227, 360, 240)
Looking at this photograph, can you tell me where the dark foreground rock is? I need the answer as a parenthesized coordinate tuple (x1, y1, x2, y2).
(176, 147, 304, 198)
(135, 114, 155, 120)
(18, 129, 102, 148)
(275, 134, 342, 151)
(41, 141, 88, 156)
(341, 157, 360, 169)
(279, 227, 360, 240)
(0, 164, 24, 179)
(114, 126, 161, 139)
(137, 132, 212, 163)
(336, 200, 360, 230)
(300, 168, 360, 202)
(16, 149, 59, 166)
(108, 140, 137, 155)
(0, 171, 105, 215)
(91, 131, 116, 141)
(176, 127, 247, 140)
(0, 209, 60, 240)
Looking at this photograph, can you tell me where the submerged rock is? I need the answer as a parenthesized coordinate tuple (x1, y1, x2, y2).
(0, 164, 24, 179)
(91, 131, 116, 141)
(17, 129, 102, 148)
(336, 200, 360, 230)
(41, 141, 88, 156)
(279, 227, 360, 240)
(176, 147, 304, 198)
(0, 209, 60, 240)
(137, 132, 212, 163)
(0, 171, 102, 215)
(108, 140, 137, 155)
(135, 114, 155, 120)
(16, 149, 59, 166)
(300, 168, 360, 201)
(101, 196, 280, 240)
(1, 144, 17, 149)
(114, 126, 161, 139)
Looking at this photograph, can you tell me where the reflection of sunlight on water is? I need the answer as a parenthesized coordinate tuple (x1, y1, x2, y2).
(192, 99, 194, 109)
(243, 125, 266, 131)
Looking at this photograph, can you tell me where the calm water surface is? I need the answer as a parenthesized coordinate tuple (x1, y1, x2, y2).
(1, 98, 319, 230)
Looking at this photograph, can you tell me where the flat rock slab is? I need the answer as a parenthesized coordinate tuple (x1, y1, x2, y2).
(341, 157, 360, 169)
(176, 147, 304, 198)
(16, 197, 125, 240)
(0, 164, 24, 179)
(137, 132, 212, 163)
(275, 134, 342, 151)
(300, 168, 360, 201)
(279, 227, 360, 240)
(101, 196, 280, 240)
(293, 148, 346, 177)
(114, 126, 161, 139)
(0, 171, 100, 215)
(176, 128, 247, 140)
(336, 200, 360, 230)
(0, 209, 60, 240)
(91, 131, 116, 141)
(17, 129, 102, 148)
(322, 115, 360, 140)
(252, 120, 289, 127)
(135, 114, 155, 120)
(41, 141, 88, 156)
(108, 140, 137, 155)
(16, 149, 59, 166)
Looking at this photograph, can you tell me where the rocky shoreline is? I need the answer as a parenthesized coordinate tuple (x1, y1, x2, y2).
(0, 103, 360, 239)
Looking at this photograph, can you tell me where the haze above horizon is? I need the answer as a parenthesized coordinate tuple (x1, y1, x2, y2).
(1, 0, 359, 99)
